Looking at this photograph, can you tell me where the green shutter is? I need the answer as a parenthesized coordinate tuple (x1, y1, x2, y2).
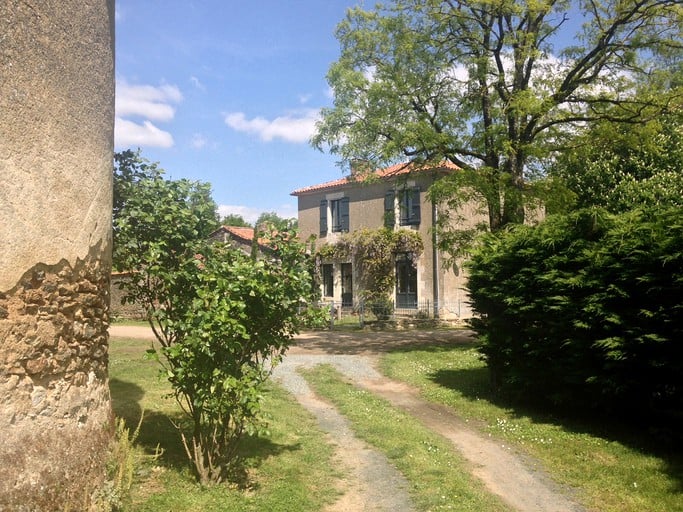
(319, 199, 327, 236)
(340, 197, 350, 232)
(411, 187, 421, 225)
(384, 190, 395, 228)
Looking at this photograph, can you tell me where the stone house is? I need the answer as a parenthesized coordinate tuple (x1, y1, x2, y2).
(292, 161, 483, 319)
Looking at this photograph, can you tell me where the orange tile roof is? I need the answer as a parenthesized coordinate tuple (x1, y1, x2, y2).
(290, 161, 458, 196)
(211, 225, 271, 247)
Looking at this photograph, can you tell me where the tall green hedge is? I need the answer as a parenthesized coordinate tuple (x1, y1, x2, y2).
(467, 207, 682, 424)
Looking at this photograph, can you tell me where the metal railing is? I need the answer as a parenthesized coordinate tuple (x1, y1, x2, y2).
(308, 298, 470, 328)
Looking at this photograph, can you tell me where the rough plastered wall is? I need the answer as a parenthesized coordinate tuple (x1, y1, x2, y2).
(0, 1, 115, 509)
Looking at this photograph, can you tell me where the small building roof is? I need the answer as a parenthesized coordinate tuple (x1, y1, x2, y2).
(290, 161, 459, 196)
(209, 225, 270, 248)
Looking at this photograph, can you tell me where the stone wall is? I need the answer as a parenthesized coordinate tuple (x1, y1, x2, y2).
(0, 250, 112, 509)
(111, 272, 147, 320)
(0, 1, 115, 509)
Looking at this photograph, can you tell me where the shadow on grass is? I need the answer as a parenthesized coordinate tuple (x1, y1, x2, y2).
(109, 377, 302, 485)
(293, 327, 476, 355)
(426, 364, 683, 492)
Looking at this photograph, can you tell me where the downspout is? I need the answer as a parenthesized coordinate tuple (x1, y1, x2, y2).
(431, 186, 440, 319)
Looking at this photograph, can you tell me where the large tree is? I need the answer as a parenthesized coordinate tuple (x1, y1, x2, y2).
(220, 213, 252, 227)
(552, 107, 683, 212)
(313, 0, 682, 231)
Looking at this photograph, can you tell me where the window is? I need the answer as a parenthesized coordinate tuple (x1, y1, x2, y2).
(320, 197, 350, 236)
(341, 263, 353, 307)
(395, 253, 417, 308)
(330, 197, 350, 232)
(322, 264, 333, 297)
(399, 187, 421, 226)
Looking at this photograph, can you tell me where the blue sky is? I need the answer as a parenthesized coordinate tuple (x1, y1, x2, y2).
(115, 1, 361, 223)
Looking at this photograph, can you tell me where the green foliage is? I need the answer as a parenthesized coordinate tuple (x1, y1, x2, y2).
(112, 150, 219, 272)
(255, 211, 298, 231)
(148, 236, 311, 484)
(114, 159, 314, 484)
(108, 338, 343, 511)
(220, 213, 252, 227)
(92, 415, 154, 512)
(467, 207, 683, 431)
(317, 228, 423, 302)
(113, 149, 163, 221)
(553, 110, 683, 212)
(383, 347, 683, 512)
(314, 0, 682, 231)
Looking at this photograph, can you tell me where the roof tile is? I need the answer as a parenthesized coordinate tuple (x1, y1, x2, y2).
(290, 161, 458, 196)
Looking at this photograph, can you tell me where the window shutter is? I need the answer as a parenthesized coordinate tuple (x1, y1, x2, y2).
(410, 187, 421, 224)
(384, 190, 395, 228)
(319, 199, 328, 236)
(340, 197, 350, 232)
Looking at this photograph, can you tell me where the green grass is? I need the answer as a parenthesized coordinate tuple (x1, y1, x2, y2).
(109, 333, 682, 511)
(109, 336, 342, 511)
(301, 364, 512, 512)
(381, 345, 683, 512)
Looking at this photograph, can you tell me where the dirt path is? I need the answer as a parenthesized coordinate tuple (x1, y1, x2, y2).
(110, 325, 586, 512)
(275, 355, 416, 512)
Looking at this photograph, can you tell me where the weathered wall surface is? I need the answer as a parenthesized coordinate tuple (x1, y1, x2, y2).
(0, 1, 115, 509)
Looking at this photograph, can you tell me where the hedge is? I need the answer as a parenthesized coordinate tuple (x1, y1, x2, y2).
(467, 207, 682, 426)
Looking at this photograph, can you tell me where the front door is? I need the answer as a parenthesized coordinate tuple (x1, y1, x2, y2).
(341, 263, 353, 307)
(395, 254, 417, 308)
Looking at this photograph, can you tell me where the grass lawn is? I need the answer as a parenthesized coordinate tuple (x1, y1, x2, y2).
(109, 331, 682, 512)
(380, 344, 683, 512)
(108, 336, 342, 511)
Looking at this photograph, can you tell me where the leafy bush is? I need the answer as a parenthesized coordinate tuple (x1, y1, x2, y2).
(368, 297, 394, 321)
(114, 167, 315, 484)
(467, 207, 683, 426)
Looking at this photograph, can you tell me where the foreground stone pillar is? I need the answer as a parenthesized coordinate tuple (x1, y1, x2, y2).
(0, 1, 115, 509)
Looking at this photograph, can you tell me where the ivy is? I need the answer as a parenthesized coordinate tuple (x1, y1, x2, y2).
(316, 228, 423, 301)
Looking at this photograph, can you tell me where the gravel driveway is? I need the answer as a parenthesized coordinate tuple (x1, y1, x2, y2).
(278, 329, 586, 512)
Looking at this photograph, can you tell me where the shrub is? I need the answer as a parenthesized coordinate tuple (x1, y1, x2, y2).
(467, 207, 683, 427)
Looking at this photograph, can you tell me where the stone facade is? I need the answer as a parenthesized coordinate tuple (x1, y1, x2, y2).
(292, 162, 480, 319)
(0, 1, 115, 509)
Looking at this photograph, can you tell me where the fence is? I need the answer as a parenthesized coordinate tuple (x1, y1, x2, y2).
(310, 298, 470, 328)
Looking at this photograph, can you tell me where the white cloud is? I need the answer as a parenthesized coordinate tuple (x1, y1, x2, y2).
(224, 109, 319, 144)
(115, 80, 182, 148)
(275, 202, 298, 220)
(298, 93, 312, 104)
(115, 117, 174, 148)
(116, 82, 182, 120)
(191, 133, 208, 149)
(190, 75, 206, 91)
(217, 205, 261, 224)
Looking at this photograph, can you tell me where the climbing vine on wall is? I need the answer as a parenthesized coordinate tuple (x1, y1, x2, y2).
(316, 228, 423, 301)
